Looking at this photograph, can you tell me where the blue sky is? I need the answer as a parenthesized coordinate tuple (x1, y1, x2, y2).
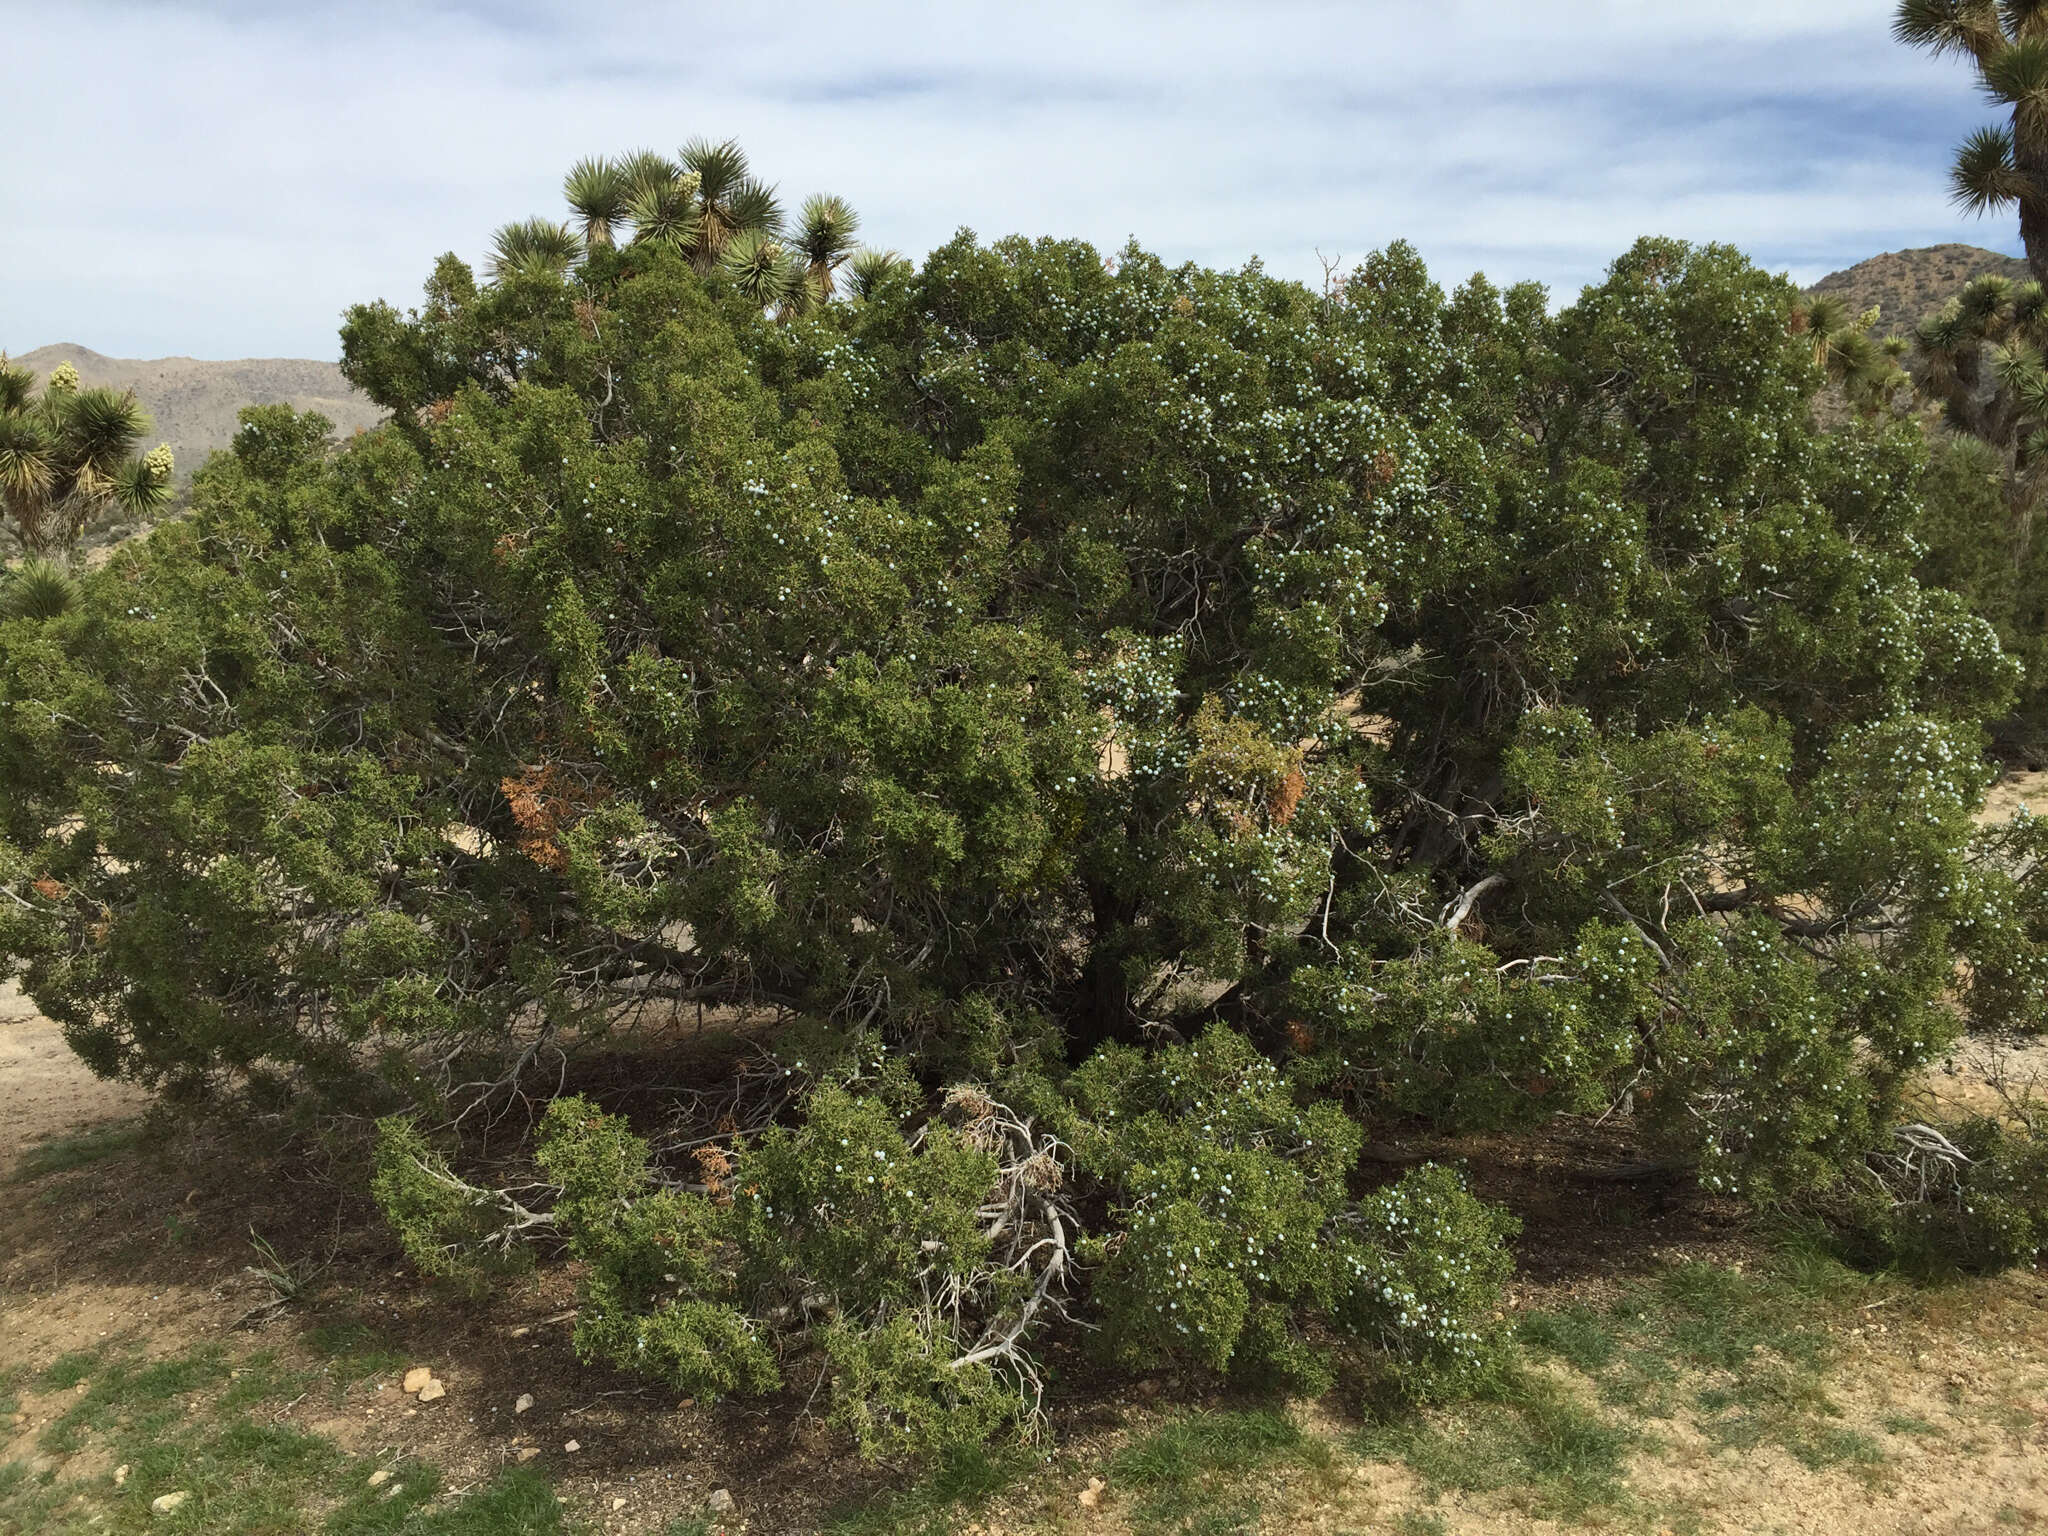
(0, 0, 2024, 360)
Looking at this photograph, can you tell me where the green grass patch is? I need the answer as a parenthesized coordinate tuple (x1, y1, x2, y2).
(0, 1342, 567, 1536)
(1881, 1412, 1942, 1438)
(11, 1123, 143, 1181)
(822, 1441, 1032, 1536)
(1111, 1408, 1333, 1536)
(1354, 1371, 1633, 1521)
(1517, 1252, 1900, 1479)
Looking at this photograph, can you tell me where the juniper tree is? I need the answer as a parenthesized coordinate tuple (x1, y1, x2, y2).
(6, 150, 2048, 1447)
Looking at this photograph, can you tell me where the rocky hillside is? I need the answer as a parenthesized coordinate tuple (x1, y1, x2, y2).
(7, 344, 384, 484)
(1806, 244, 2032, 337)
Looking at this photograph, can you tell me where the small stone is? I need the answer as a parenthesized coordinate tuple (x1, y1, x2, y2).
(150, 1491, 191, 1516)
(416, 1379, 446, 1404)
(563, 1439, 580, 1453)
(516, 1447, 541, 1463)
(402, 1367, 432, 1394)
(612, 1497, 627, 1511)
(368, 1469, 392, 1487)
(705, 1487, 735, 1514)
(509, 1326, 531, 1339)
(382, 1483, 405, 1501)
(1079, 1475, 1106, 1509)
(514, 1393, 534, 1415)
(114, 1465, 129, 1487)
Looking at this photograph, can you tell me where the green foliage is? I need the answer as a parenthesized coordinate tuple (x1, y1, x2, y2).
(1067, 1026, 1516, 1396)
(14, 140, 2048, 1454)
(520, 1086, 1046, 1458)
(0, 555, 81, 620)
(369, 1118, 534, 1289)
(1833, 1113, 2048, 1270)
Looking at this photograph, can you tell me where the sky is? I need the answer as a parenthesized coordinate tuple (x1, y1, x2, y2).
(0, 0, 2025, 361)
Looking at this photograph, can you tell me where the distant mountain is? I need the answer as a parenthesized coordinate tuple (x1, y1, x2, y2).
(1806, 245, 2032, 338)
(7, 344, 384, 484)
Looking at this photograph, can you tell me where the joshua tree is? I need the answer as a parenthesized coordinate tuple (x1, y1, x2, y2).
(677, 138, 783, 270)
(622, 169, 704, 254)
(718, 228, 806, 312)
(1796, 292, 1912, 413)
(563, 157, 633, 249)
(1907, 271, 2048, 535)
(487, 217, 584, 282)
(1895, 0, 2048, 281)
(0, 554, 80, 620)
(845, 247, 912, 302)
(793, 194, 860, 300)
(0, 358, 172, 556)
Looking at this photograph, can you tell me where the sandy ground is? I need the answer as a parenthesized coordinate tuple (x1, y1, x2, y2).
(0, 981, 146, 1177)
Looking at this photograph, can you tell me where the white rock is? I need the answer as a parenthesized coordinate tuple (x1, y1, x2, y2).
(150, 1491, 191, 1516)
(416, 1379, 446, 1403)
(368, 1469, 392, 1487)
(563, 1439, 580, 1453)
(401, 1367, 432, 1394)
(612, 1496, 627, 1511)
(514, 1393, 534, 1415)
(113, 1465, 129, 1487)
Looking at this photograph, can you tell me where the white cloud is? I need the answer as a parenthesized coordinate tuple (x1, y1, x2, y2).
(0, 0, 2018, 358)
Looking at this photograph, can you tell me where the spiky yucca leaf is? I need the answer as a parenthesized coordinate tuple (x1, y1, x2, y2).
(2017, 280, 2048, 328)
(795, 194, 860, 295)
(488, 218, 584, 281)
(2010, 0, 2048, 39)
(1953, 124, 2031, 214)
(620, 149, 683, 201)
(112, 451, 174, 517)
(1992, 336, 2043, 391)
(719, 229, 801, 309)
(726, 178, 784, 238)
(0, 556, 80, 621)
(625, 180, 705, 252)
(0, 410, 53, 500)
(1896, 0, 2008, 59)
(564, 157, 632, 248)
(63, 388, 154, 476)
(1987, 36, 2048, 136)
(846, 247, 910, 302)
(680, 137, 751, 205)
(0, 356, 34, 415)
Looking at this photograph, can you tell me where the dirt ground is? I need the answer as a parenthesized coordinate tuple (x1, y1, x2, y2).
(4, 780, 2048, 1534)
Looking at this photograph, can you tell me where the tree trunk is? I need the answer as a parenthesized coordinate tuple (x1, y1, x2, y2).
(1063, 883, 1140, 1062)
(2019, 137, 2048, 288)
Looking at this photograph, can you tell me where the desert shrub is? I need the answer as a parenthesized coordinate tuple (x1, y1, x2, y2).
(7, 145, 2048, 1294)
(376, 1029, 1515, 1447)
(493, 1083, 1075, 1458)
(1831, 1113, 2048, 1272)
(1065, 1025, 1516, 1396)
(370, 1116, 538, 1291)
